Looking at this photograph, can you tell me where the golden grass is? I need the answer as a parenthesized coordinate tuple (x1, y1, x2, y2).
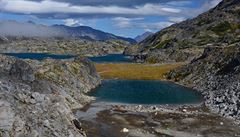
(95, 63, 185, 80)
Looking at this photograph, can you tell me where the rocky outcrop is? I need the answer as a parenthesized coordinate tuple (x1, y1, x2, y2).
(0, 55, 100, 137)
(166, 44, 240, 120)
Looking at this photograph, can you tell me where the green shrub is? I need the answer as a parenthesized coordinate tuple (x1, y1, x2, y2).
(155, 39, 172, 49)
(196, 19, 212, 26)
(208, 21, 240, 35)
(147, 56, 159, 64)
(210, 21, 232, 34)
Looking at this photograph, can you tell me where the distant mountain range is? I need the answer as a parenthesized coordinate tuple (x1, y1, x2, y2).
(0, 20, 136, 44)
(134, 31, 154, 42)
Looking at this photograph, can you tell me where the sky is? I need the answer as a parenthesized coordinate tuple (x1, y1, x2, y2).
(0, 0, 222, 38)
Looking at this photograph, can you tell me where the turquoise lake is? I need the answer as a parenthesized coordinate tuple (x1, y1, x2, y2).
(89, 80, 203, 104)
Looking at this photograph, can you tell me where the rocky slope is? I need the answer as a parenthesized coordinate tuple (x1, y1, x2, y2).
(0, 55, 100, 137)
(128, 0, 240, 63)
(125, 0, 240, 121)
(166, 44, 240, 120)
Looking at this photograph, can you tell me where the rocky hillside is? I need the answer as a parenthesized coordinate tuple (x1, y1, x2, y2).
(129, 0, 240, 63)
(0, 55, 100, 137)
(166, 44, 240, 120)
(125, 0, 240, 121)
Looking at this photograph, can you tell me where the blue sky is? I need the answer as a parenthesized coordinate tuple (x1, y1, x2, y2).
(0, 0, 222, 38)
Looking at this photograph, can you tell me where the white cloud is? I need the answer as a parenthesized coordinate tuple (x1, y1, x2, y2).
(182, 0, 222, 17)
(142, 22, 174, 30)
(144, 28, 153, 32)
(63, 19, 83, 27)
(0, 0, 181, 16)
(112, 17, 144, 28)
(166, 1, 192, 6)
(168, 17, 186, 23)
(112, 17, 144, 22)
(209, 0, 222, 8)
(112, 17, 173, 30)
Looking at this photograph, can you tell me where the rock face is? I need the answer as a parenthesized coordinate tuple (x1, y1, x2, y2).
(166, 44, 240, 120)
(130, 0, 240, 63)
(0, 55, 100, 137)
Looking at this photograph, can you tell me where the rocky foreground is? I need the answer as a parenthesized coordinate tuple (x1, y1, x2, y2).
(0, 55, 100, 137)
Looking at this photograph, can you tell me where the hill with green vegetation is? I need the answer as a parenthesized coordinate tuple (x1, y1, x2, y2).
(127, 0, 240, 63)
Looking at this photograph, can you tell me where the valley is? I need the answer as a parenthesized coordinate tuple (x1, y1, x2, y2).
(0, 0, 240, 137)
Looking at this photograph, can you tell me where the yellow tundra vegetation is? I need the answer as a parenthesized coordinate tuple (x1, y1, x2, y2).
(95, 63, 185, 80)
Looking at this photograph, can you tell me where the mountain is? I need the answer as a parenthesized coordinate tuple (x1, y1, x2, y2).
(134, 31, 154, 42)
(0, 20, 136, 44)
(52, 24, 136, 43)
(130, 0, 240, 63)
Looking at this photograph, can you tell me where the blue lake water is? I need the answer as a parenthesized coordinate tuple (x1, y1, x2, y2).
(3, 53, 132, 63)
(88, 54, 132, 63)
(3, 53, 75, 60)
(89, 80, 203, 104)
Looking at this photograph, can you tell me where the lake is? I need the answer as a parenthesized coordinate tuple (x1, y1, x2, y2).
(89, 80, 203, 105)
(88, 54, 132, 63)
(3, 53, 75, 60)
(3, 53, 132, 63)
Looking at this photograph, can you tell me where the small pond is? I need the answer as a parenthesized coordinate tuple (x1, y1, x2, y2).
(89, 80, 203, 105)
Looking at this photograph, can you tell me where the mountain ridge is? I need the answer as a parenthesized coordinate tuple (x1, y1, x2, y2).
(134, 31, 154, 42)
(0, 20, 136, 44)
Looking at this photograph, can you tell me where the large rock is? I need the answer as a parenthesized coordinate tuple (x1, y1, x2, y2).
(9, 60, 35, 81)
(0, 55, 100, 137)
